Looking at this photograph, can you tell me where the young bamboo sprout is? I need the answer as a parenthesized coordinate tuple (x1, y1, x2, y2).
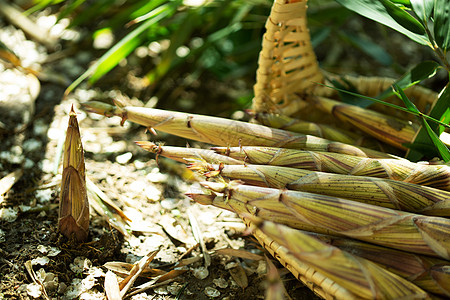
(213, 146, 450, 191)
(82, 101, 395, 159)
(198, 163, 450, 216)
(239, 213, 354, 299)
(136, 141, 244, 165)
(251, 111, 359, 144)
(250, 217, 429, 299)
(58, 105, 89, 241)
(199, 181, 450, 259)
(308, 232, 450, 297)
(311, 96, 418, 150)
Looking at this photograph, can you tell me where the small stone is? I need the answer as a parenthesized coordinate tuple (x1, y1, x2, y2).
(31, 256, 50, 266)
(26, 283, 42, 298)
(36, 188, 53, 203)
(160, 198, 178, 210)
(133, 160, 147, 169)
(167, 283, 183, 295)
(225, 261, 238, 270)
(57, 282, 67, 294)
(47, 247, 62, 257)
(213, 278, 228, 289)
(192, 267, 209, 280)
(116, 152, 132, 164)
(129, 180, 147, 193)
(0, 207, 18, 222)
(153, 286, 169, 295)
(145, 185, 161, 201)
(146, 171, 168, 183)
(24, 158, 34, 169)
(70, 257, 92, 274)
(256, 260, 267, 275)
(204, 287, 220, 298)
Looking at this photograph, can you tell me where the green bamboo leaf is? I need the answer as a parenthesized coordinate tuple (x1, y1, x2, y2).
(421, 118, 450, 162)
(392, 83, 421, 113)
(433, 0, 450, 50)
(65, 4, 173, 95)
(407, 84, 450, 161)
(378, 61, 440, 99)
(410, 0, 433, 22)
(390, 0, 411, 6)
(145, 9, 199, 85)
(335, 0, 429, 45)
(379, 0, 425, 34)
(429, 83, 450, 134)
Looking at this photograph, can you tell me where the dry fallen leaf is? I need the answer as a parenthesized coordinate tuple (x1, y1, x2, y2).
(104, 270, 121, 300)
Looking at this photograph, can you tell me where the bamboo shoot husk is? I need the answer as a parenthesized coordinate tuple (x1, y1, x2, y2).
(200, 181, 450, 259)
(136, 141, 244, 165)
(199, 163, 450, 216)
(212, 146, 450, 191)
(311, 96, 418, 150)
(310, 232, 450, 297)
(82, 101, 395, 159)
(251, 217, 429, 299)
(251, 111, 358, 144)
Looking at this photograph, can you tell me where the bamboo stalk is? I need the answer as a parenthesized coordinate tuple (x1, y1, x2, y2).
(250, 217, 429, 299)
(250, 111, 359, 144)
(197, 163, 450, 216)
(310, 96, 418, 150)
(82, 101, 395, 159)
(135, 141, 244, 165)
(212, 146, 450, 191)
(199, 181, 450, 259)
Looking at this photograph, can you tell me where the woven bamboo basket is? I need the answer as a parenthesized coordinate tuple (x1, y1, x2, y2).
(252, 0, 438, 121)
(251, 0, 441, 298)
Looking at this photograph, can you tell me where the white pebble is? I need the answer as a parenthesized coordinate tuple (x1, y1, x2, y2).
(26, 283, 42, 298)
(213, 278, 228, 289)
(31, 256, 50, 266)
(146, 172, 168, 183)
(0, 207, 18, 222)
(36, 189, 53, 203)
(204, 287, 220, 298)
(145, 185, 161, 201)
(192, 267, 209, 280)
(160, 198, 178, 210)
(116, 152, 132, 164)
(129, 180, 147, 193)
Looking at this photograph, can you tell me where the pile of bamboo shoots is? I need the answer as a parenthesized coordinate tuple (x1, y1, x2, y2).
(84, 100, 450, 299)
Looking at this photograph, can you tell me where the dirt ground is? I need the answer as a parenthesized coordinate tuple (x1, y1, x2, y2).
(0, 4, 322, 299)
